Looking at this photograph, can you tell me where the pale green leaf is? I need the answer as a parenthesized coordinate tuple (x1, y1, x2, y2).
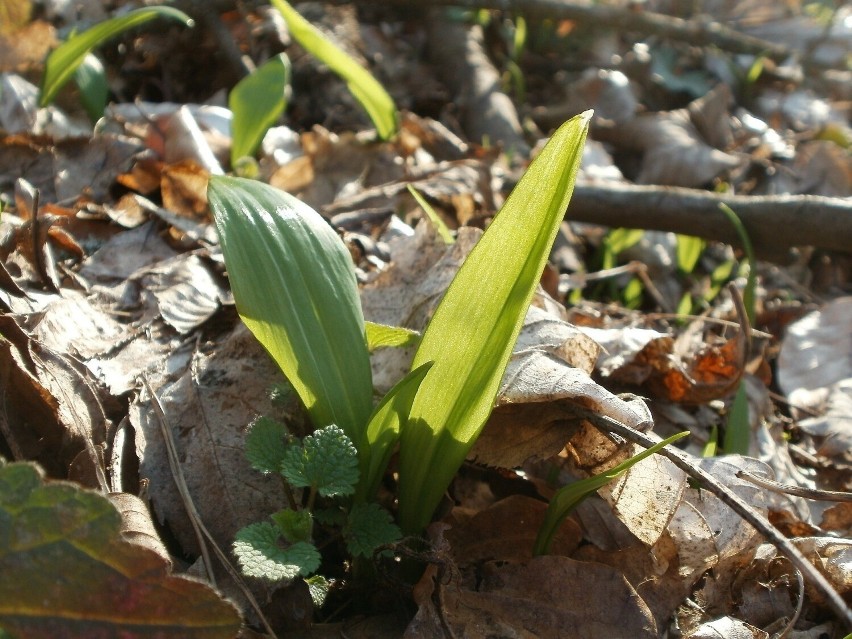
(365, 321, 420, 352)
(207, 177, 373, 447)
(676, 234, 705, 274)
(233, 522, 320, 581)
(398, 112, 592, 534)
(357, 361, 432, 502)
(281, 425, 358, 497)
(406, 185, 454, 245)
(245, 416, 290, 474)
(40, 7, 193, 107)
(73, 53, 108, 122)
(345, 502, 401, 558)
(270, 0, 398, 140)
(229, 53, 291, 165)
(534, 432, 689, 556)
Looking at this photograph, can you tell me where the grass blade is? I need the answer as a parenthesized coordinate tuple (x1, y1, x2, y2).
(40, 6, 193, 107)
(229, 53, 291, 166)
(397, 112, 592, 534)
(270, 0, 398, 140)
(207, 177, 373, 449)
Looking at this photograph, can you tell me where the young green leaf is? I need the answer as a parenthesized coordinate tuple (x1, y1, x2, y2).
(365, 321, 421, 352)
(718, 203, 756, 325)
(271, 508, 313, 543)
(534, 432, 689, 556)
(245, 416, 291, 474)
(676, 234, 705, 274)
(407, 184, 454, 245)
(305, 575, 330, 607)
(233, 522, 320, 581)
(208, 177, 374, 448)
(229, 53, 291, 166)
(358, 361, 432, 502)
(40, 7, 193, 107)
(724, 381, 751, 455)
(397, 112, 592, 534)
(270, 0, 398, 140)
(345, 502, 402, 558)
(74, 53, 108, 122)
(281, 425, 359, 497)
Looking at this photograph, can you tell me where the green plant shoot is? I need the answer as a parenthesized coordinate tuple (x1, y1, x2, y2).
(534, 431, 689, 556)
(74, 54, 108, 121)
(40, 7, 193, 107)
(397, 112, 592, 534)
(229, 53, 291, 166)
(207, 177, 374, 451)
(271, 0, 398, 140)
(407, 185, 454, 245)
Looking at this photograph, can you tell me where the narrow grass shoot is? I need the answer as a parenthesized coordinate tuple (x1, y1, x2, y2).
(406, 184, 454, 245)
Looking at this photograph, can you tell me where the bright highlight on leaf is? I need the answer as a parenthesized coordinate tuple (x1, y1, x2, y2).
(233, 522, 320, 581)
(397, 112, 592, 534)
(534, 431, 689, 556)
(281, 425, 359, 497)
(208, 177, 374, 450)
(39, 6, 193, 107)
(229, 53, 291, 166)
(365, 321, 421, 352)
(270, 0, 399, 140)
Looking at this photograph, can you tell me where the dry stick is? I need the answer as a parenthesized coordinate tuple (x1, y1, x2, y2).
(143, 376, 279, 639)
(574, 407, 852, 630)
(737, 470, 852, 503)
(567, 182, 852, 259)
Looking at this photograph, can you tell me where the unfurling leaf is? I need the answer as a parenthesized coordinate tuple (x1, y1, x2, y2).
(245, 416, 291, 474)
(281, 425, 359, 496)
(0, 462, 241, 638)
(233, 522, 320, 581)
(345, 502, 402, 558)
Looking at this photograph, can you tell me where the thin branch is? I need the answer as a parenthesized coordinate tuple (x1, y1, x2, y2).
(737, 470, 852, 503)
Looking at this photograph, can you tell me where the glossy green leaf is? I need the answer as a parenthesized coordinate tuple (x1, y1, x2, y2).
(229, 53, 291, 166)
(397, 112, 592, 534)
(74, 53, 108, 122)
(270, 0, 398, 140)
(40, 6, 192, 107)
(0, 462, 241, 638)
(365, 321, 420, 352)
(208, 177, 373, 448)
(358, 361, 432, 502)
(534, 432, 689, 556)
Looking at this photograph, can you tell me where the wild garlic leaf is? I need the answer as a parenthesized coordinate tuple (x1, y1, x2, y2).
(344, 502, 401, 558)
(245, 416, 290, 474)
(281, 425, 358, 496)
(233, 522, 320, 581)
(270, 508, 312, 544)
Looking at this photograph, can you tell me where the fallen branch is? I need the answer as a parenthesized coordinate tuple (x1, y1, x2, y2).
(567, 182, 852, 259)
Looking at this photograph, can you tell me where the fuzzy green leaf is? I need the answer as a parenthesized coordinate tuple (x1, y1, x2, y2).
(40, 7, 192, 107)
(233, 522, 320, 581)
(398, 112, 592, 534)
(207, 177, 374, 449)
(313, 507, 346, 527)
(270, 0, 398, 140)
(281, 425, 358, 497)
(345, 502, 401, 558)
(270, 508, 313, 543)
(364, 321, 420, 352)
(229, 53, 291, 165)
(305, 575, 330, 607)
(245, 416, 290, 474)
(534, 432, 689, 556)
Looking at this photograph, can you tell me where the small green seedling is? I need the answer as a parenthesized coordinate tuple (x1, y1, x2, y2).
(406, 184, 454, 245)
(271, 0, 398, 140)
(39, 7, 193, 109)
(534, 431, 689, 555)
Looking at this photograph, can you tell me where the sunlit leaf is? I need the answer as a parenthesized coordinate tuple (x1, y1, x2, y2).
(208, 177, 373, 449)
(0, 462, 241, 638)
(229, 53, 291, 166)
(365, 321, 420, 352)
(676, 234, 705, 274)
(397, 112, 592, 534)
(270, 0, 398, 140)
(40, 6, 193, 107)
(407, 184, 454, 245)
(534, 432, 689, 555)
(233, 522, 319, 581)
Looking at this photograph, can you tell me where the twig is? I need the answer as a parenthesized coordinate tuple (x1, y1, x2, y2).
(566, 182, 852, 259)
(143, 376, 279, 638)
(737, 470, 852, 503)
(576, 408, 852, 630)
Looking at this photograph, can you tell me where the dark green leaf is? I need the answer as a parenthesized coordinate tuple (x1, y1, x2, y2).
(281, 425, 359, 497)
(345, 502, 401, 558)
(245, 416, 290, 474)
